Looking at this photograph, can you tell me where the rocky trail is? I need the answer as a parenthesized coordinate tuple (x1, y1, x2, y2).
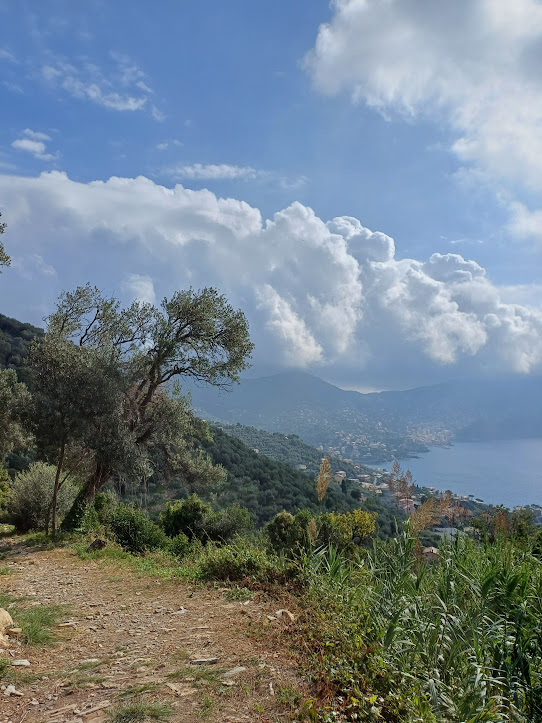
(0, 541, 306, 723)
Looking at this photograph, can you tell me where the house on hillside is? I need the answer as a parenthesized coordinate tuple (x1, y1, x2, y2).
(423, 547, 439, 562)
(398, 498, 416, 514)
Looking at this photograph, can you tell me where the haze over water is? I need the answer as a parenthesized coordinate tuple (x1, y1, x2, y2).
(394, 439, 542, 508)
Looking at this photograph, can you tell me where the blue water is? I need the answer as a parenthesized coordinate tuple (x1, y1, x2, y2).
(388, 439, 542, 508)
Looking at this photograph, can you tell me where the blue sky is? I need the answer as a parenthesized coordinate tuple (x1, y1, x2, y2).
(1, 0, 542, 390)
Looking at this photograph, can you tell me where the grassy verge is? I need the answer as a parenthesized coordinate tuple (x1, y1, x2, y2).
(73, 541, 188, 580)
(0, 592, 67, 647)
(107, 698, 173, 722)
(73, 535, 286, 584)
(0, 593, 68, 685)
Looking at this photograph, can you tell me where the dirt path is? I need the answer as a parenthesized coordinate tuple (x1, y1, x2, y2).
(0, 541, 306, 723)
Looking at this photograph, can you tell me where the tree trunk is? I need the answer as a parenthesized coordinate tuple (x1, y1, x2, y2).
(45, 499, 53, 537)
(60, 462, 109, 532)
(51, 442, 66, 539)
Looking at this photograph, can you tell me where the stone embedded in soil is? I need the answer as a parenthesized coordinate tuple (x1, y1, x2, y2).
(3, 684, 24, 697)
(0, 609, 14, 633)
(222, 666, 247, 678)
(275, 609, 295, 621)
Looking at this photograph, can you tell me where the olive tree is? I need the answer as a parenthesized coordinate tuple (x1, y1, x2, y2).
(31, 284, 254, 530)
(30, 336, 127, 535)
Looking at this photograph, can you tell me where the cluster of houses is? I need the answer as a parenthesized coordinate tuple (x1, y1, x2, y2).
(516, 504, 542, 526)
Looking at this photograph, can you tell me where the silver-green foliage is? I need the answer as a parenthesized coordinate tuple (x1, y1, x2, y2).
(33, 283, 253, 529)
(0, 368, 31, 462)
(7, 461, 78, 532)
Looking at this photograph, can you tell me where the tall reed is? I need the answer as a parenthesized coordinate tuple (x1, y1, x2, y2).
(301, 533, 542, 721)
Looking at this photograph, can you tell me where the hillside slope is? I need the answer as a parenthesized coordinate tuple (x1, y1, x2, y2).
(0, 313, 43, 383)
(215, 422, 374, 478)
(121, 425, 401, 539)
(188, 371, 542, 462)
(202, 426, 400, 538)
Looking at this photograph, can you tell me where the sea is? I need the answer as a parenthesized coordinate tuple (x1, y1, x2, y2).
(379, 438, 542, 509)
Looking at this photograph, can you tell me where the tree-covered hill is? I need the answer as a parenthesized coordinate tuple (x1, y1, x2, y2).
(188, 370, 542, 459)
(200, 426, 401, 538)
(215, 422, 375, 478)
(0, 309, 401, 538)
(121, 424, 401, 538)
(0, 313, 43, 382)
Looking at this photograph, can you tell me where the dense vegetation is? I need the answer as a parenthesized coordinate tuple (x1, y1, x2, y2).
(216, 422, 373, 478)
(0, 283, 254, 536)
(51, 492, 542, 721)
(0, 293, 402, 541)
(297, 531, 542, 721)
(201, 426, 401, 537)
(113, 424, 402, 539)
(0, 313, 43, 383)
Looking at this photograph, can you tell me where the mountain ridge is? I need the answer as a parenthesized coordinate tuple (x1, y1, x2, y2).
(187, 370, 542, 463)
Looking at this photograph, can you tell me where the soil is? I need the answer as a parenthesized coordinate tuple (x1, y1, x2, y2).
(0, 540, 307, 723)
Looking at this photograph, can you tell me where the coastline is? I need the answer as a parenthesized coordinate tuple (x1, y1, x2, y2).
(393, 438, 542, 509)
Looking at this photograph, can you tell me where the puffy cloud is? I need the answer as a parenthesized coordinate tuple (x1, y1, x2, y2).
(21, 129, 50, 142)
(256, 285, 323, 366)
(306, 0, 542, 241)
(422, 253, 485, 283)
(12, 139, 52, 160)
(11, 129, 57, 161)
(0, 170, 541, 385)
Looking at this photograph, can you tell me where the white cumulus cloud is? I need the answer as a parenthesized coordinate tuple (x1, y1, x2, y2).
(11, 129, 57, 161)
(306, 0, 542, 245)
(0, 170, 541, 385)
(122, 273, 156, 305)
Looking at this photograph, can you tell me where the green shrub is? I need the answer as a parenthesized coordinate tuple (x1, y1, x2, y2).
(160, 494, 212, 539)
(0, 467, 9, 511)
(318, 509, 376, 552)
(7, 462, 78, 532)
(168, 532, 190, 558)
(109, 504, 168, 554)
(201, 505, 253, 542)
(80, 491, 118, 533)
(195, 539, 279, 581)
(80, 504, 101, 533)
(93, 490, 117, 523)
(161, 494, 253, 543)
(267, 509, 313, 554)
